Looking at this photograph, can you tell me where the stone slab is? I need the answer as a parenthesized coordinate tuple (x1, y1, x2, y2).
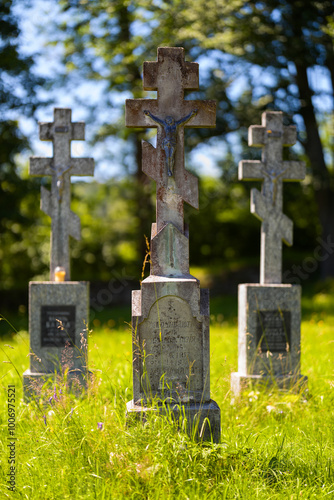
(150, 222, 190, 276)
(127, 399, 220, 443)
(27, 281, 89, 374)
(131, 276, 210, 404)
(231, 283, 307, 394)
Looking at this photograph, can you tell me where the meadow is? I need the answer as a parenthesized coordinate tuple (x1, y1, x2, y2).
(0, 287, 333, 499)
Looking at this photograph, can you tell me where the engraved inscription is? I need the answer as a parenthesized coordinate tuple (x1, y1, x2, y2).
(55, 126, 69, 133)
(256, 310, 291, 352)
(139, 296, 203, 396)
(267, 130, 282, 138)
(41, 305, 76, 347)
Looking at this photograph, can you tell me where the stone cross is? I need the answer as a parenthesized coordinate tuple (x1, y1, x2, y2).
(30, 108, 94, 281)
(125, 47, 216, 235)
(239, 111, 305, 284)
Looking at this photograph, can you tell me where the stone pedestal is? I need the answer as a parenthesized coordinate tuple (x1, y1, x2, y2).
(127, 275, 220, 442)
(23, 281, 89, 400)
(231, 284, 307, 395)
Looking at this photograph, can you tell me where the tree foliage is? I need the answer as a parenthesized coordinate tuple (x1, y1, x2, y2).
(149, 0, 334, 275)
(2, 0, 334, 302)
(0, 0, 46, 291)
(49, 0, 334, 276)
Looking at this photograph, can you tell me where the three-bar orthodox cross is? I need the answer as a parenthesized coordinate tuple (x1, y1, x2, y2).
(30, 108, 94, 281)
(125, 47, 216, 235)
(239, 111, 305, 284)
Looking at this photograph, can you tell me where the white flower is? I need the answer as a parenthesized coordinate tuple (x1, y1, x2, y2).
(266, 405, 275, 413)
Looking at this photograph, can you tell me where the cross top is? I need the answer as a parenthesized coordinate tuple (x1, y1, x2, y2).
(30, 108, 94, 281)
(239, 111, 305, 284)
(126, 47, 216, 235)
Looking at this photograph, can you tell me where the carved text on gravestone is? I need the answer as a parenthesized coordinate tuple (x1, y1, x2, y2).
(139, 296, 203, 394)
(41, 305, 76, 347)
(256, 310, 291, 352)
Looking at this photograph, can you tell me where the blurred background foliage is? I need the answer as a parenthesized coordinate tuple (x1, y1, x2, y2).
(0, 0, 333, 310)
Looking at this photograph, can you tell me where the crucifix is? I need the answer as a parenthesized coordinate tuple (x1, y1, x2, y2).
(125, 47, 216, 236)
(30, 108, 94, 281)
(239, 111, 305, 284)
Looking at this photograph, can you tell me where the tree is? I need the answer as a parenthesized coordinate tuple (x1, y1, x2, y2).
(54, 0, 161, 261)
(50, 0, 333, 277)
(148, 0, 334, 277)
(0, 0, 46, 293)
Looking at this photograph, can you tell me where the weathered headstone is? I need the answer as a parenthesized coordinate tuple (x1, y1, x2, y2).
(23, 108, 94, 399)
(126, 47, 220, 441)
(231, 111, 308, 394)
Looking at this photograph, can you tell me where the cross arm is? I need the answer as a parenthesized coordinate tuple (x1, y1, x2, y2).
(281, 161, 306, 181)
(238, 160, 265, 181)
(183, 101, 216, 128)
(29, 157, 53, 176)
(283, 126, 297, 146)
(143, 47, 199, 91)
(39, 121, 86, 141)
(126, 99, 159, 128)
(249, 124, 297, 147)
(39, 123, 54, 141)
(71, 122, 85, 141)
(68, 211, 81, 240)
(249, 126, 265, 147)
(70, 158, 95, 176)
(30, 157, 94, 177)
(251, 188, 293, 245)
(126, 99, 216, 128)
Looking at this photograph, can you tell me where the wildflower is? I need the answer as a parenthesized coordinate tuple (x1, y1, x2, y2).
(48, 396, 53, 405)
(266, 405, 276, 413)
(43, 415, 47, 426)
(97, 422, 103, 430)
(70, 408, 74, 418)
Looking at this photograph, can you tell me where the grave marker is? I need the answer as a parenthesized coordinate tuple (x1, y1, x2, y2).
(126, 47, 220, 441)
(231, 112, 307, 394)
(23, 108, 94, 399)
(238, 111, 305, 284)
(30, 108, 94, 281)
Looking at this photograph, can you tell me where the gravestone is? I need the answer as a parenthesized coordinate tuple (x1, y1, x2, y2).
(23, 108, 94, 399)
(231, 111, 308, 394)
(126, 47, 220, 442)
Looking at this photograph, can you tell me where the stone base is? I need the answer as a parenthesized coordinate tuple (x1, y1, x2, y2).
(28, 281, 89, 374)
(126, 399, 221, 443)
(23, 281, 90, 401)
(231, 372, 308, 396)
(233, 283, 307, 395)
(23, 368, 89, 402)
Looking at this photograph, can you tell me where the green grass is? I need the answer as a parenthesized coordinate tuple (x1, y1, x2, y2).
(0, 291, 333, 499)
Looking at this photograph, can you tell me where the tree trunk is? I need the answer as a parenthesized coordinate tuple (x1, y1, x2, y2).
(295, 62, 334, 278)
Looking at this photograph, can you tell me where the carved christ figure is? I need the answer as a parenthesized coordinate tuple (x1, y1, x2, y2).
(261, 166, 288, 206)
(144, 109, 198, 176)
(51, 164, 72, 202)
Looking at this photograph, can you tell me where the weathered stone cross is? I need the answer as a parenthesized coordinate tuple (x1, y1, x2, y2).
(125, 47, 216, 235)
(30, 108, 94, 281)
(239, 111, 305, 284)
